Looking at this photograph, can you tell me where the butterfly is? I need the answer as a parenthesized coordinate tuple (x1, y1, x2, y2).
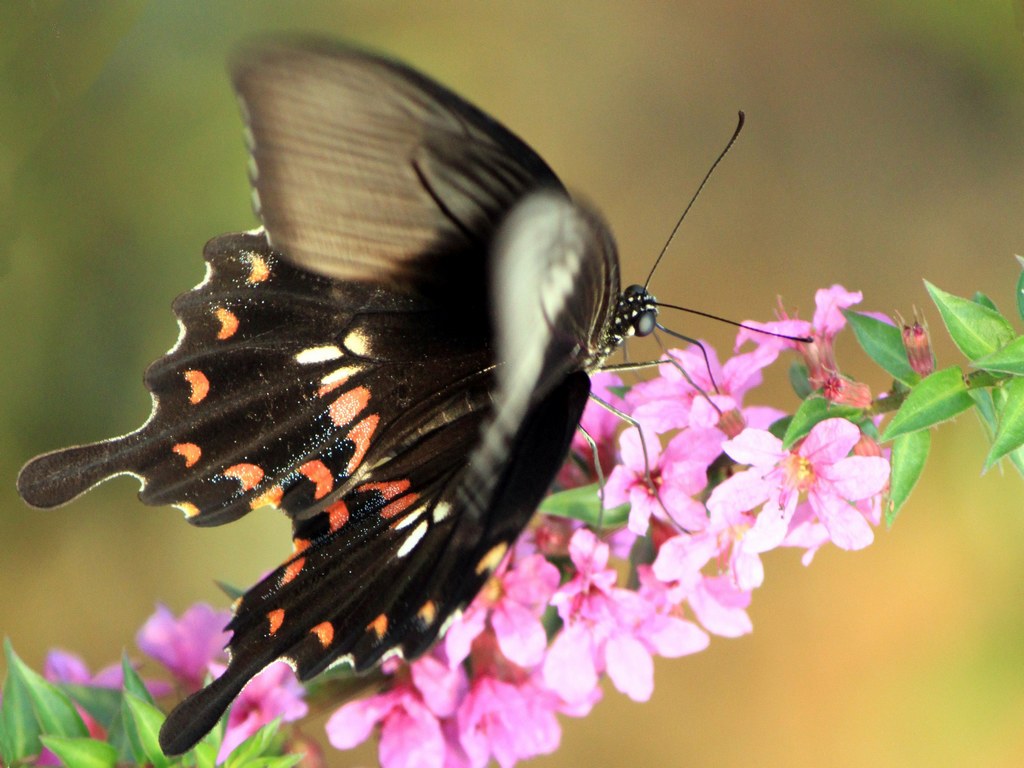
(16, 39, 658, 755)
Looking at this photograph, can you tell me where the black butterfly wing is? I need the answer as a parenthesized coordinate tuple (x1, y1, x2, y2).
(231, 39, 562, 293)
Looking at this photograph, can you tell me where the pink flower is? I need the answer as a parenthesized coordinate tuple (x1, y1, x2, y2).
(604, 426, 722, 535)
(542, 529, 691, 704)
(44, 648, 171, 697)
(709, 418, 890, 553)
(44, 649, 122, 689)
(136, 603, 230, 690)
(211, 660, 307, 762)
(456, 676, 562, 768)
(326, 654, 466, 768)
(446, 554, 560, 669)
(627, 341, 783, 436)
(651, 536, 754, 637)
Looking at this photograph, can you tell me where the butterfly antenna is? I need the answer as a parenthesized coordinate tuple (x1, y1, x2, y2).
(655, 303, 813, 343)
(644, 111, 746, 289)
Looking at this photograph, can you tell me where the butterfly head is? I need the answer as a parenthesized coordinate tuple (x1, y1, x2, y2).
(588, 283, 658, 370)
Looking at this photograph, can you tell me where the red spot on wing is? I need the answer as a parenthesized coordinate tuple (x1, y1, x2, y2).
(298, 460, 333, 500)
(183, 370, 209, 404)
(356, 479, 410, 500)
(345, 414, 379, 474)
(213, 307, 239, 340)
(224, 463, 264, 491)
(172, 443, 202, 468)
(328, 386, 371, 427)
(267, 608, 285, 635)
(326, 500, 350, 532)
(250, 485, 284, 510)
(367, 613, 388, 640)
(280, 557, 305, 586)
(293, 538, 311, 555)
(382, 493, 419, 519)
(311, 622, 334, 648)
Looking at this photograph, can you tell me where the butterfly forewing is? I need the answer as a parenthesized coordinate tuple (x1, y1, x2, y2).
(231, 40, 563, 291)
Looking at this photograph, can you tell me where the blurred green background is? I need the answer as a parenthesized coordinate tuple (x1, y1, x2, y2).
(2, 2, 1024, 766)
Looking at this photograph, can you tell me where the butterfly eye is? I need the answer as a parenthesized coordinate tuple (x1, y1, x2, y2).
(624, 283, 646, 297)
(634, 308, 657, 337)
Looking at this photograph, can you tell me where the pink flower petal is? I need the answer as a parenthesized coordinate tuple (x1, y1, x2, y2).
(604, 633, 654, 702)
(542, 625, 598, 703)
(379, 699, 445, 768)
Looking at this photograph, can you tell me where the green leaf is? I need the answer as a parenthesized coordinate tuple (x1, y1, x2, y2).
(539, 484, 629, 528)
(2, 640, 41, 762)
(1009, 445, 1024, 479)
(972, 335, 1024, 376)
(120, 652, 154, 706)
(217, 580, 247, 601)
(882, 366, 974, 441)
(984, 377, 1024, 471)
(886, 429, 930, 526)
(788, 360, 812, 399)
(1015, 254, 1024, 321)
(843, 310, 918, 384)
(925, 280, 1015, 361)
(4, 640, 88, 740)
(192, 739, 220, 768)
(123, 692, 170, 768)
(968, 387, 997, 433)
(38, 736, 118, 768)
(782, 397, 862, 448)
(767, 415, 791, 441)
(223, 720, 293, 767)
(972, 291, 998, 312)
(62, 684, 122, 730)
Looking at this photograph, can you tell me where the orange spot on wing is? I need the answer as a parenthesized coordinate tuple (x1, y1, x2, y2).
(367, 613, 388, 640)
(224, 463, 264, 491)
(345, 414, 379, 474)
(299, 460, 333, 500)
(267, 608, 285, 635)
(328, 386, 371, 427)
(246, 253, 270, 283)
(417, 600, 437, 625)
(356, 479, 410, 500)
(311, 622, 334, 648)
(250, 485, 283, 510)
(382, 493, 419, 519)
(172, 443, 201, 468)
(213, 307, 239, 340)
(293, 537, 311, 555)
(280, 557, 305, 586)
(326, 500, 350, 532)
(183, 370, 209, 404)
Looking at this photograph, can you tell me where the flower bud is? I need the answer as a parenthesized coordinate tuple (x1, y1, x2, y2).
(823, 375, 872, 408)
(902, 319, 934, 377)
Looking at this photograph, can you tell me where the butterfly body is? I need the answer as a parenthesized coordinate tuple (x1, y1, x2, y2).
(16, 41, 657, 755)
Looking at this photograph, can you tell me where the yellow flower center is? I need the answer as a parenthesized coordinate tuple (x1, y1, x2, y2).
(783, 454, 815, 493)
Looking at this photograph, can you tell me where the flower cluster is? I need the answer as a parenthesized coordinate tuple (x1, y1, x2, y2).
(316, 286, 892, 767)
(10, 283, 938, 768)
